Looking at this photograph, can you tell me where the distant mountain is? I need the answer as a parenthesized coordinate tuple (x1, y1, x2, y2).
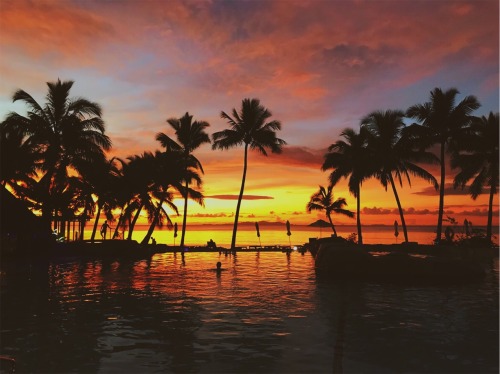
(308, 219, 331, 227)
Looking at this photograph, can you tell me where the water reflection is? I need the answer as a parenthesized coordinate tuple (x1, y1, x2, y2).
(314, 262, 499, 373)
(1, 253, 498, 373)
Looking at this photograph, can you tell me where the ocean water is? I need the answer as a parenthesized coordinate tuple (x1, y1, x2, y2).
(1, 252, 498, 373)
(87, 223, 498, 248)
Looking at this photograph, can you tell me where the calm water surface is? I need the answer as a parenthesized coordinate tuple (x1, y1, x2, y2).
(1, 252, 498, 373)
(105, 224, 499, 248)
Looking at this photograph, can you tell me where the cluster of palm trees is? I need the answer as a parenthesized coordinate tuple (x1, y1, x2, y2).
(1, 80, 285, 250)
(310, 88, 498, 245)
(1, 80, 497, 249)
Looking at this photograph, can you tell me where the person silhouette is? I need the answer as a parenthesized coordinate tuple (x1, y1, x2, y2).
(100, 220, 110, 240)
(212, 261, 224, 274)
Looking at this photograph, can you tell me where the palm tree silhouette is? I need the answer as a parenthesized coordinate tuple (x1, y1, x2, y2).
(452, 112, 499, 242)
(362, 110, 438, 243)
(52, 176, 90, 241)
(0, 125, 40, 195)
(407, 88, 480, 243)
(322, 127, 373, 244)
(140, 150, 203, 245)
(122, 152, 163, 240)
(156, 112, 210, 248)
(1, 79, 111, 231)
(80, 157, 122, 242)
(306, 185, 354, 237)
(212, 98, 286, 250)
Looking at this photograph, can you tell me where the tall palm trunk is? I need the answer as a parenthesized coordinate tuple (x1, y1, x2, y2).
(41, 165, 57, 233)
(141, 199, 164, 245)
(327, 213, 338, 237)
(90, 203, 102, 242)
(436, 141, 446, 243)
(389, 174, 409, 242)
(60, 212, 66, 239)
(356, 187, 363, 244)
(128, 201, 145, 240)
(231, 143, 249, 250)
(180, 179, 189, 248)
(79, 215, 86, 240)
(487, 184, 495, 241)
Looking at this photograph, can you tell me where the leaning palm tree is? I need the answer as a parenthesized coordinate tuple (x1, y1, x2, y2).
(452, 112, 499, 242)
(406, 88, 480, 243)
(122, 152, 162, 240)
(322, 127, 373, 244)
(362, 110, 439, 243)
(140, 150, 204, 245)
(306, 185, 354, 237)
(1, 79, 111, 231)
(212, 98, 286, 250)
(156, 112, 210, 248)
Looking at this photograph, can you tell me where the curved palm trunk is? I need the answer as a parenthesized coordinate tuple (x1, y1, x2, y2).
(90, 203, 102, 243)
(128, 201, 145, 240)
(231, 144, 249, 250)
(435, 142, 446, 243)
(327, 213, 338, 237)
(389, 174, 409, 243)
(113, 215, 123, 239)
(487, 184, 495, 241)
(112, 203, 128, 239)
(141, 198, 164, 245)
(356, 187, 363, 244)
(180, 180, 189, 248)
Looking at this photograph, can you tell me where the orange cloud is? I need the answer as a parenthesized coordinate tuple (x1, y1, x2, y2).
(0, 1, 116, 62)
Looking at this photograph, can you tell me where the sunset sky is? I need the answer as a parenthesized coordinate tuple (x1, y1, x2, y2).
(0, 0, 498, 228)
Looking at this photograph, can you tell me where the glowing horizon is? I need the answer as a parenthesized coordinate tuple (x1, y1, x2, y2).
(0, 0, 498, 230)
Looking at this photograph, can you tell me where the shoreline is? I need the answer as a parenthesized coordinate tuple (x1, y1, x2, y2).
(1, 238, 498, 261)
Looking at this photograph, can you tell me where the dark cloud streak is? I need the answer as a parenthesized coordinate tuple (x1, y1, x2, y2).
(207, 195, 274, 200)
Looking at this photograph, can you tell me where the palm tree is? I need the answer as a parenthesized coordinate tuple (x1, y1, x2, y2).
(52, 176, 88, 241)
(212, 98, 286, 250)
(79, 157, 122, 242)
(322, 127, 373, 244)
(156, 112, 210, 248)
(452, 112, 499, 242)
(306, 185, 354, 236)
(140, 150, 204, 245)
(1, 79, 111, 231)
(0, 124, 40, 195)
(110, 162, 137, 240)
(406, 88, 480, 243)
(122, 152, 162, 240)
(68, 176, 95, 240)
(362, 110, 438, 243)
